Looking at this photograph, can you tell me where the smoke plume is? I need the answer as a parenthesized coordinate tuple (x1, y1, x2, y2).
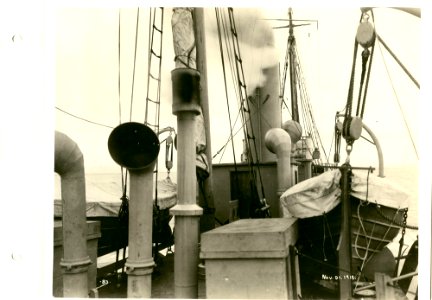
(208, 8, 279, 94)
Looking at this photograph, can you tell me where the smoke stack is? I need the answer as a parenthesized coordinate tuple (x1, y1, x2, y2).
(247, 65, 281, 163)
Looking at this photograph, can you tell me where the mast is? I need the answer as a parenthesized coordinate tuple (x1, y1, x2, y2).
(193, 8, 215, 232)
(288, 8, 299, 123)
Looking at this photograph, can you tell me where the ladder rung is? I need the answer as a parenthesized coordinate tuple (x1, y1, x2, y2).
(149, 73, 161, 81)
(146, 122, 158, 128)
(153, 25, 162, 33)
(146, 97, 159, 104)
(151, 49, 161, 59)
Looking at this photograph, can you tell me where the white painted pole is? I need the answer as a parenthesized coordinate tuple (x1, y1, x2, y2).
(170, 68, 203, 298)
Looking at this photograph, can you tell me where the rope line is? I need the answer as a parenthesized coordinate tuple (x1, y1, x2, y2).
(55, 106, 114, 129)
(227, 8, 267, 206)
(129, 8, 140, 121)
(376, 36, 419, 159)
(215, 8, 238, 169)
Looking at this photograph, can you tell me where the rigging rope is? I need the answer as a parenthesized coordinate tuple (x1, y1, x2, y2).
(340, 12, 376, 162)
(214, 9, 248, 163)
(278, 19, 328, 166)
(144, 7, 164, 132)
(375, 34, 419, 89)
(227, 8, 268, 215)
(129, 8, 140, 122)
(55, 106, 114, 129)
(376, 35, 419, 159)
(117, 9, 128, 216)
(215, 8, 238, 171)
(116, 8, 128, 275)
(143, 8, 165, 255)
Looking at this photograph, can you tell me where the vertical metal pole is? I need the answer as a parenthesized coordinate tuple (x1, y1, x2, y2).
(171, 111, 203, 298)
(170, 68, 203, 298)
(339, 163, 353, 299)
(126, 170, 155, 298)
(303, 161, 312, 180)
(193, 8, 215, 232)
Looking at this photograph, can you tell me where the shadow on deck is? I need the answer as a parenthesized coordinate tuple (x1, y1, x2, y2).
(96, 252, 206, 298)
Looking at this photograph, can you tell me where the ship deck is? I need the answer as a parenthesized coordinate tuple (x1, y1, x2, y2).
(95, 251, 206, 298)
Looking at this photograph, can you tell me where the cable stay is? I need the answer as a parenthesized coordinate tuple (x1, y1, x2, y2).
(224, 7, 269, 218)
(276, 8, 327, 167)
(376, 33, 419, 160)
(294, 46, 328, 166)
(55, 106, 114, 129)
(375, 33, 419, 89)
(212, 8, 250, 163)
(128, 8, 141, 122)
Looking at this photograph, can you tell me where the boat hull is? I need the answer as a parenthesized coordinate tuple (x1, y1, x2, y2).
(296, 196, 404, 288)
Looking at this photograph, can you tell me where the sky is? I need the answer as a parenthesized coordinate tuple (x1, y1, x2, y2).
(1, 2, 431, 298)
(54, 6, 421, 175)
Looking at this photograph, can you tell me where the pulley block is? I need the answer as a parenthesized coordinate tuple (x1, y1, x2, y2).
(356, 18, 375, 48)
(342, 116, 363, 142)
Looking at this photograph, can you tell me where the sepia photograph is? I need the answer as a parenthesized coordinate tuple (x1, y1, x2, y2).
(1, 2, 430, 299)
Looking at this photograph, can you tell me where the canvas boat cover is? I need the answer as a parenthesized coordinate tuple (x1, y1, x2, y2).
(350, 170, 410, 209)
(280, 169, 410, 218)
(54, 174, 177, 217)
(280, 169, 342, 218)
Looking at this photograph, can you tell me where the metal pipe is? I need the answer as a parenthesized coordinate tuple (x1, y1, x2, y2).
(170, 68, 203, 298)
(354, 271, 418, 293)
(265, 128, 292, 195)
(54, 131, 91, 298)
(249, 66, 281, 163)
(158, 126, 175, 136)
(339, 163, 353, 299)
(108, 122, 160, 298)
(126, 169, 155, 298)
(362, 123, 385, 177)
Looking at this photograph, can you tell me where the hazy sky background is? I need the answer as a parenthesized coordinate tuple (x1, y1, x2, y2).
(54, 6, 420, 176)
